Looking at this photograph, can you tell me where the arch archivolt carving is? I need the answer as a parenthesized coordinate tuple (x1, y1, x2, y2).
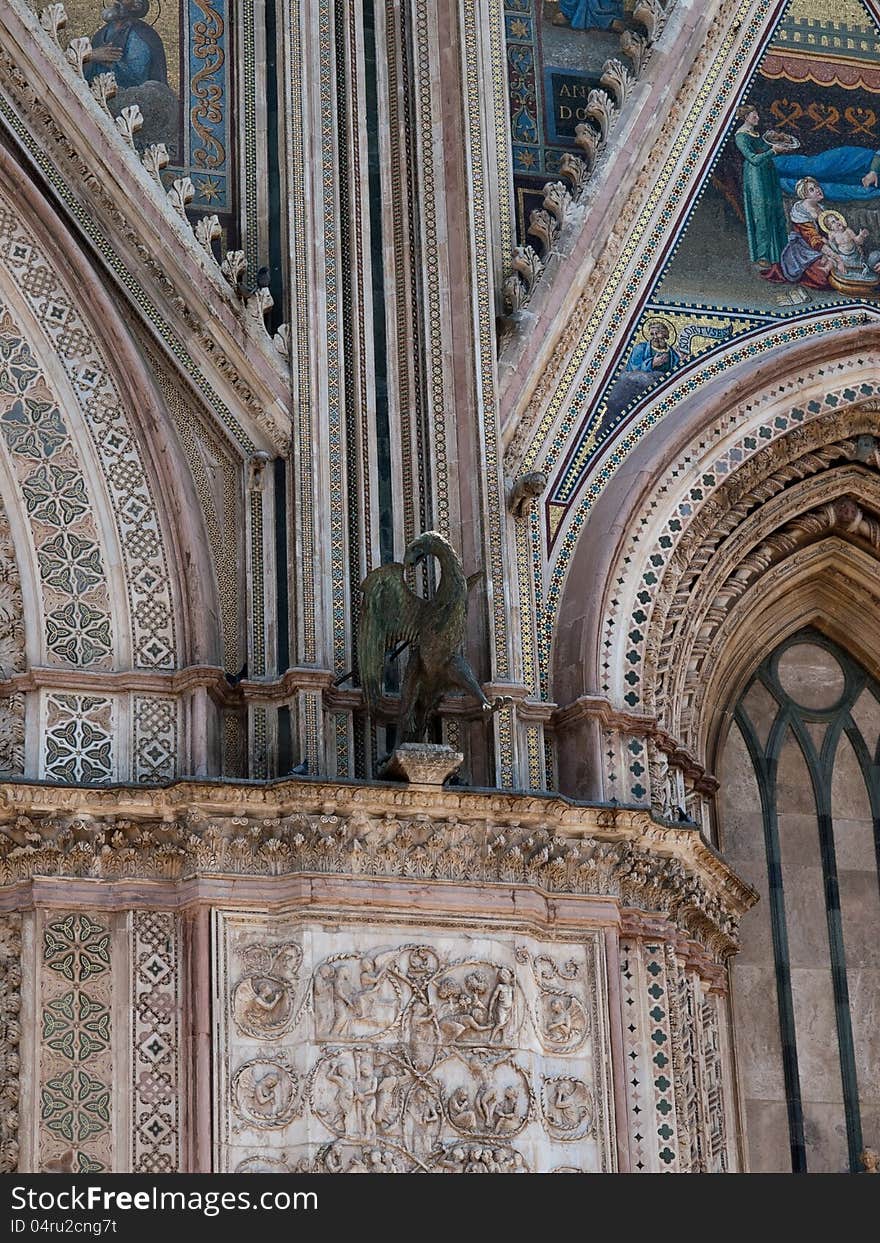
(581, 386, 880, 821)
(0, 183, 177, 672)
(0, 290, 118, 671)
(0, 175, 205, 785)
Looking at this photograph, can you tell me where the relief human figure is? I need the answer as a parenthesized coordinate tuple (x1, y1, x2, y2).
(487, 967, 515, 1042)
(353, 955, 388, 1019)
(548, 1079, 580, 1130)
(493, 1087, 522, 1136)
(252, 1069, 282, 1116)
(325, 1057, 359, 1135)
(545, 994, 574, 1043)
(315, 961, 361, 1037)
(437, 970, 492, 1041)
(447, 1085, 479, 1132)
(374, 1064, 401, 1130)
(236, 974, 292, 1036)
(475, 1078, 499, 1132)
(353, 1051, 378, 1139)
(403, 1082, 441, 1155)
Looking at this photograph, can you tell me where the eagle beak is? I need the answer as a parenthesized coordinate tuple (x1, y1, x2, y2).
(404, 545, 426, 568)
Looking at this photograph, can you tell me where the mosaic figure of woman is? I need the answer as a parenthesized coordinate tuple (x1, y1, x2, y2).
(734, 105, 788, 269)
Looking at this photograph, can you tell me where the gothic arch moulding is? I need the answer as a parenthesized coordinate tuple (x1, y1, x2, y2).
(550, 329, 880, 824)
(0, 142, 223, 783)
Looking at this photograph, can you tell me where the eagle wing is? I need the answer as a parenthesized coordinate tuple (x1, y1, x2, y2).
(358, 563, 425, 713)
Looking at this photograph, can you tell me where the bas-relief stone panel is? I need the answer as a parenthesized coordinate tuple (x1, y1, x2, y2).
(213, 912, 616, 1173)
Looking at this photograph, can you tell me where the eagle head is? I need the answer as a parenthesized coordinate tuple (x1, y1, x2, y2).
(403, 530, 446, 569)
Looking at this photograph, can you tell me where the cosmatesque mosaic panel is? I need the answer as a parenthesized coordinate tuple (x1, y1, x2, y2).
(214, 913, 616, 1173)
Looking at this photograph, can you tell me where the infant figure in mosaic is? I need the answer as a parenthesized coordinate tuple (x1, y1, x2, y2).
(818, 210, 880, 278)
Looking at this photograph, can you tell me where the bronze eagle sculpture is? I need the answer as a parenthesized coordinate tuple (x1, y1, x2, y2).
(358, 532, 503, 742)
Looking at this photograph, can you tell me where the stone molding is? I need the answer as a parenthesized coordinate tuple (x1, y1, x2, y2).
(0, 2, 290, 455)
(0, 778, 756, 961)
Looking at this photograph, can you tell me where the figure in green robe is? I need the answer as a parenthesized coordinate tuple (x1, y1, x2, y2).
(734, 106, 788, 268)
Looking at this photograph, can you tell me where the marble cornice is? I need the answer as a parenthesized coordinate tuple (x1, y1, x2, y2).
(0, 777, 757, 960)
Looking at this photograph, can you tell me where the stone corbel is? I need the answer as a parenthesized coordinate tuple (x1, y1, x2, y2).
(38, 3, 67, 44)
(585, 88, 616, 146)
(63, 35, 91, 78)
(620, 28, 647, 75)
(502, 245, 544, 314)
(194, 214, 221, 258)
(220, 249, 248, 292)
(141, 142, 168, 183)
(559, 152, 589, 198)
(248, 450, 272, 492)
(633, 0, 666, 44)
(167, 177, 195, 219)
(272, 322, 291, 361)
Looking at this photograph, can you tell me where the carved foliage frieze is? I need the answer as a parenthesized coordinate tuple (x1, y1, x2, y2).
(0, 798, 749, 959)
(214, 915, 616, 1174)
(0, 912, 21, 1172)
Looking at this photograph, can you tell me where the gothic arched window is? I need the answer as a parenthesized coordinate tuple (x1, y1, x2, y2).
(719, 629, 880, 1173)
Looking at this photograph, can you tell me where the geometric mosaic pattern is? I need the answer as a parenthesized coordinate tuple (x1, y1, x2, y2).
(43, 692, 114, 784)
(131, 912, 181, 1172)
(619, 939, 681, 1173)
(0, 303, 113, 669)
(0, 188, 176, 669)
(620, 938, 732, 1173)
(39, 913, 113, 1172)
(0, 493, 25, 776)
(132, 696, 178, 784)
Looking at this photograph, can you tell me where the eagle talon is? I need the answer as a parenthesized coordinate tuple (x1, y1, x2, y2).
(484, 694, 514, 714)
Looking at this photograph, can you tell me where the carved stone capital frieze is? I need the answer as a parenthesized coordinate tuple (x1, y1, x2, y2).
(0, 779, 756, 961)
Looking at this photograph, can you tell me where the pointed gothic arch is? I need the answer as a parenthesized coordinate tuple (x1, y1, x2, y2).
(551, 332, 880, 816)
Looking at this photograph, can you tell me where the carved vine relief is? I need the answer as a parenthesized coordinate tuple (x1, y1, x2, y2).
(215, 919, 612, 1174)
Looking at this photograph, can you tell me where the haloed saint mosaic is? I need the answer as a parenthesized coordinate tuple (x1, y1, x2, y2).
(548, 0, 880, 512)
(43, 0, 234, 229)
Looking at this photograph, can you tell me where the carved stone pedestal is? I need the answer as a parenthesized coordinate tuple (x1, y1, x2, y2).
(380, 743, 463, 785)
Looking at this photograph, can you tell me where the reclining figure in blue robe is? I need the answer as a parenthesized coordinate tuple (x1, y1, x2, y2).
(775, 147, 880, 203)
